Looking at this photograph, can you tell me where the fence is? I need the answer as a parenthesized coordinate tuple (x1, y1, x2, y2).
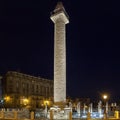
(0, 109, 34, 120)
(0, 109, 119, 120)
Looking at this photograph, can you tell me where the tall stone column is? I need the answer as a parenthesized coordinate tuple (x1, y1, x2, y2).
(50, 2, 69, 104)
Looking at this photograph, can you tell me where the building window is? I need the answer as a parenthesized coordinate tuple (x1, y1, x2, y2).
(31, 84, 34, 93)
(36, 85, 38, 93)
(22, 83, 25, 88)
(26, 83, 29, 94)
(16, 82, 19, 88)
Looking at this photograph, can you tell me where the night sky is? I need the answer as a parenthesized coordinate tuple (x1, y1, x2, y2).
(0, 0, 120, 101)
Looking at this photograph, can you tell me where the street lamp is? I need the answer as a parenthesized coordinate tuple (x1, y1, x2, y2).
(44, 100, 50, 106)
(4, 96, 11, 107)
(102, 94, 108, 114)
(103, 95, 108, 100)
(23, 98, 29, 106)
(4, 96, 10, 102)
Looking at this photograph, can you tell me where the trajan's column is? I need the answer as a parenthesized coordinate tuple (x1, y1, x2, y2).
(50, 2, 69, 104)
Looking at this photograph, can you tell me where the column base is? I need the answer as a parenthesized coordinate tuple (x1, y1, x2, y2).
(53, 101, 66, 109)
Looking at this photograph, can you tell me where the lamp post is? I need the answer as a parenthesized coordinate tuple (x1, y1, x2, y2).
(103, 94, 108, 114)
(4, 96, 11, 108)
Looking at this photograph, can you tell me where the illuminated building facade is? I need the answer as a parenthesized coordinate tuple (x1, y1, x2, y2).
(0, 71, 53, 109)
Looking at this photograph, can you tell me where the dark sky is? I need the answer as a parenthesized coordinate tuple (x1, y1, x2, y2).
(0, 0, 120, 101)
